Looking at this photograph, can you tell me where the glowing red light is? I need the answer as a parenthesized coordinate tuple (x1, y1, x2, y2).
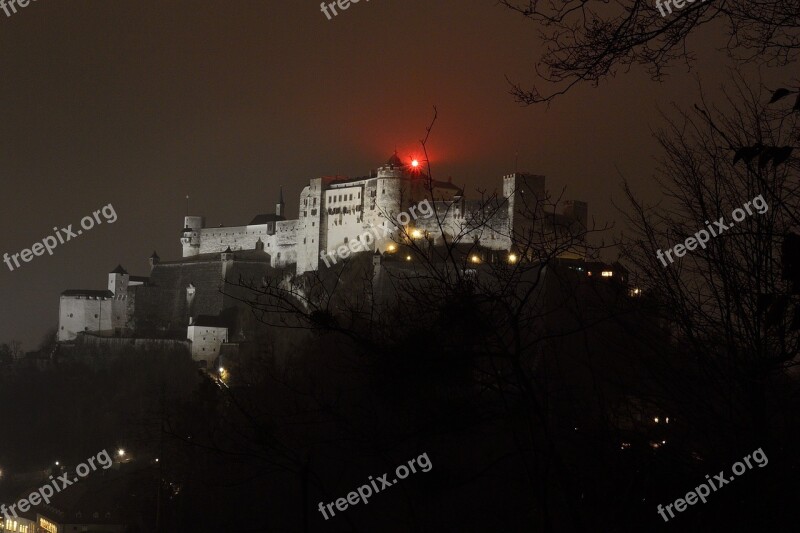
(411, 160, 420, 168)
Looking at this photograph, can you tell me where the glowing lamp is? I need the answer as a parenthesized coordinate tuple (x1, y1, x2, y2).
(411, 229, 422, 238)
(470, 255, 480, 264)
(411, 159, 419, 168)
(508, 253, 518, 264)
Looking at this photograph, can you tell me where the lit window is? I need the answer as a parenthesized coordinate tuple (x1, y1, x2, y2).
(601, 271, 613, 277)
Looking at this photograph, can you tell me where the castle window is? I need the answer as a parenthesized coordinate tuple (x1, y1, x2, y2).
(94, 314, 98, 319)
(350, 194, 353, 200)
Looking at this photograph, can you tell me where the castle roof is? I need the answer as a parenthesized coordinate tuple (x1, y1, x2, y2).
(155, 248, 272, 266)
(194, 315, 230, 328)
(110, 265, 128, 274)
(386, 152, 404, 167)
(249, 213, 285, 225)
(61, 289, 114, 298)
(150, 251, 160, 259)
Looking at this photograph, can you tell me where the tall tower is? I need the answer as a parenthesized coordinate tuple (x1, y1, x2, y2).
(108, 265, 130, 333)
(276, 186, 285, 218)
(108, 265, 129, 296)
(503, 173, 546, 248)
(181, 216, 204, 257)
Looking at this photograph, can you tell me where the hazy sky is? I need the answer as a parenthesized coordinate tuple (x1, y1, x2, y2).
(0, 0, 767, 348)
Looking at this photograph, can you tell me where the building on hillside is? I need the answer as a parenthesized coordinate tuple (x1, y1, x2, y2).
(57, 153, 589, 346)
(187, 315, 230, 368)
(57, 266, 147, 342)
(179, 154, 588, 274)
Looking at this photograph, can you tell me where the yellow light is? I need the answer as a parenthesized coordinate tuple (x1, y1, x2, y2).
(411, 229, 422, 238)
(387, 244, 397, 252)
(654, 417, 659, 423)
(118, 449, 126, 457)
(219, 367, 225, 373)
(406, 255, 412, 261)
(508, 253, 518, 264)
(601, 270, 613, 277)
(470, 255, 480, 264)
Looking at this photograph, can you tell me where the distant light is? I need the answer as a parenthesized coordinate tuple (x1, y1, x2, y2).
(387, 244, 397, 252)
(55, 461, 59, 466)
(411, 229, 422, 238)
(406, 255, 412, 261)
(470, 255, 481, 264)
(155, 458, 159, 463)
(219, 367, 225, 373)
(411, 159, 420, 168)
(118, 449, 126, 457)
(654, 417, 659, 423)
(508, 253, 518, 264)
(666, 417, 670, 424)
(601, 270, 613, 277)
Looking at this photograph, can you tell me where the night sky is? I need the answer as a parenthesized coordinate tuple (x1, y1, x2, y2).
(0, 0, 762, 347)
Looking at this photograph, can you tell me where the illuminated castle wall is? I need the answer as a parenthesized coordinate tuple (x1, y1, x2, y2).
(179, 154, 588, 275)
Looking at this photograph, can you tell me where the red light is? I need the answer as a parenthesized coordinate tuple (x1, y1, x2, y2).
(411, 160, 419, 168)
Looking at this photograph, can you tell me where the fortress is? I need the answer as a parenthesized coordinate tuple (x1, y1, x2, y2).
(57, 153, 589, 366)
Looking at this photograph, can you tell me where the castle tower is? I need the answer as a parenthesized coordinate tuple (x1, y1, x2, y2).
(149, 251, 160, 272)
(108, 264, 129, 296)
(376, 152, 405, 179)
(108, 265, 130, 334)
(296, 179, 324, 274)
(276, 187, 285, 218)
(181, 216, 204, 257)
(503, 173, 546, 247)
(221, 247, 234, 280)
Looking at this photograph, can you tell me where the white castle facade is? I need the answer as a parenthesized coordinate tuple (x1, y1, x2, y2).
(58, 154, 588, 364)
(180, 153, 588, 274)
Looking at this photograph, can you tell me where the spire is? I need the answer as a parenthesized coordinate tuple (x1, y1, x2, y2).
(276, 186, 285, 217)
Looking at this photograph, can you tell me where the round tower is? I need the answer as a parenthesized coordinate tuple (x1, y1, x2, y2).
(181, 216, 204, 257)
